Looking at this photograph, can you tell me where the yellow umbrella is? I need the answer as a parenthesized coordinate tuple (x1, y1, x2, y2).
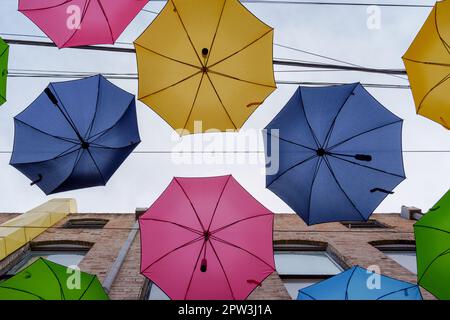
(134, 0, 276, 134)
(402, 0, 450, 130)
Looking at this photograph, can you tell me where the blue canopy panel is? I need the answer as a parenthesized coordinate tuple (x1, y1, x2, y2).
(265, 83, 405, 225)
(10, 75, 141, 195)
(297, 266, 422, 300)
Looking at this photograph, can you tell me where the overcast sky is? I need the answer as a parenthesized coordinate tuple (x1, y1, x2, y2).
(0, 0, 448, 214)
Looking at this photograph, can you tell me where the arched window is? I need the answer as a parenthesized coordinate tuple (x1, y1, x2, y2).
(274, 240, 345, 299)
(1, 241, 93, 279)
(371, 240, 417, 274)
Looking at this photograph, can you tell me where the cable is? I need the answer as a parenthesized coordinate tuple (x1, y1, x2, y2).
(147, 0, 433, 8)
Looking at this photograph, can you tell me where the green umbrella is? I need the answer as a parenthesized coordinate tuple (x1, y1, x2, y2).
(0, 258, 109, 300)
(0, 37, 8, 106)
(414, 189, 450, 300)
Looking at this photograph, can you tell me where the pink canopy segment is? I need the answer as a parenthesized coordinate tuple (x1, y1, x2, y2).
(18, 0, 148, 48)
(139, 175, 275, 300)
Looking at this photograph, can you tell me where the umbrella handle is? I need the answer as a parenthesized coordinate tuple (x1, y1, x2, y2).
(30, 174, 43, 186)
(200, 258, 207, 272)
(370, 188, 394, 195)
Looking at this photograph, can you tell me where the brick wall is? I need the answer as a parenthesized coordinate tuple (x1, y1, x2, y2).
(0, 212, 432, 300)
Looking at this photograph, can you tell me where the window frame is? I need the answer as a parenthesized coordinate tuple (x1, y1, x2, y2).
(340, 219, 388, 229)
(63, 218, 108, 229)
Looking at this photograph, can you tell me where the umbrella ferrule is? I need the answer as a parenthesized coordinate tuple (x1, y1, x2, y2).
(354, 154, 372, 161)
(44, 88, 59, 105)
(370, 188, 394, 195)
(30, 174, 43, 186)
(200, 258, 207, 272)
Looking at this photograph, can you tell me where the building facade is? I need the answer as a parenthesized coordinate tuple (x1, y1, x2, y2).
(0, 199, 432, 300)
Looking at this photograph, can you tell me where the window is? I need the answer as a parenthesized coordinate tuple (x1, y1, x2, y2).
(142, 280, 170, 300)
(274, 243, 344, 299)
(374, 243, 417, 274)
(2, 242, 91, 277)
(341, 220, 387, 229)
(63, 219, 108, 229)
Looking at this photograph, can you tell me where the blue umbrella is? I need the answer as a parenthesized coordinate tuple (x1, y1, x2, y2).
(297, 266, 422, 300)
(265, 83, 405, 225)
(10, 75, 141, 195)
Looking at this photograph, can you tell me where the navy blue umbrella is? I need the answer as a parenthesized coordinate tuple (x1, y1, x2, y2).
(10, 75, 141, 195)
(265, 83, 405, 225)
(297, 266, 422, 300)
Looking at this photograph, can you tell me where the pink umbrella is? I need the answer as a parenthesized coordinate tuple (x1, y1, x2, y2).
(18, 0, 148, 48)
(139, 175, 275, 300)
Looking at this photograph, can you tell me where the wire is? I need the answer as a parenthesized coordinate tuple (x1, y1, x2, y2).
(148, 0, 433, 8)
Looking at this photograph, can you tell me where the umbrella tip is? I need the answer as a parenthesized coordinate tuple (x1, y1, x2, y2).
(200, 259, 207, 272)
(202, 48, 209, 58)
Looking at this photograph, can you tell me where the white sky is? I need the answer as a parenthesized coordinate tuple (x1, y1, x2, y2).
(0, 0, 448, 214)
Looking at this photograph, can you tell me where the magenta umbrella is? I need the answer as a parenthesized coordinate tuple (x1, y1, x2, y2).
(18, 0, 148, 48)
(139, 175, 275, 300)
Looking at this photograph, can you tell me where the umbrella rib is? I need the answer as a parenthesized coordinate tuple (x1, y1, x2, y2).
(19, 0, 73, 12)
(174, 178, 206, 232)
(205, 72, 238, 130)
(84, 68, 102, 141)
(375, 284, 420, 300)
(85, 148, 106, 185)
(60, 0, 92, 48)
(77, 275, 96, 300)
(204, 0, 227, 67)
(208, 29, 273, 69)
(414, 224, 450, 235)
(50, 84, 85, 141)
(402, 57, 450, 67)
(140, 218, 203, 235)
(417, 247, 450, 285)
(170, 0, 204, 67)
(434, 5, 450, 56)
(326, 120, 403, 151)
(344, 267, 357, 300)
(0, 45, 8, 58)
(138, 71, 202, 101)
(96, 0, 115, 44)
(211, 213, 273, 235)
(14, 118, 79, 144)
(327, 154, 405, 179)
(268, 133, 317, 152)
(11, 144, 80, 166)
(298, 290, 317, 300)
(89, 142, 140, 150)
(322, 157, 366, 221)
(134, 43, 201, 70)
(0, 285, 45, 300)
(298, 88, 320, 148)
(322, 84, 358, 148)
(182, 73, 204, 133)
(306, 157, 323, 224)
(208, 69, 277, 89)
(41, 259, 66, 300)
(417, 74, 450, 113)
(266, 154, 318, 188)
(208, 239, 236, 300)
(183, 240, 207, 300)
(141, 235, 204, 275)
(210, 235, 275, 271)
(206, 175, 231, 231)
(48, 148, 83, 194)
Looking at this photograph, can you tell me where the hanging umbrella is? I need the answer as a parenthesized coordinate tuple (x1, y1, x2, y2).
(134, 0, 276, 134)
(265, 83, 405, 225)
(402, 0, 450, 129)
(414, 189, 450, 300)
(0, 37, 8, 106)
(0, 258, 109, 300)
(18, 0, 148, 48)
(10, 74, 141, 195)
(297, 266, 422, 300)
(139, 175, 275, 300)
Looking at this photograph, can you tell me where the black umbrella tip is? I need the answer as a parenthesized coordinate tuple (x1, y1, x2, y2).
(44, 88, 58, 105)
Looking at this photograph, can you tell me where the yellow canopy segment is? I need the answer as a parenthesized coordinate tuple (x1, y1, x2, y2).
(402, 0, 450, 130)
(135, 0, 276, 134)
(0, 199, 77, 260)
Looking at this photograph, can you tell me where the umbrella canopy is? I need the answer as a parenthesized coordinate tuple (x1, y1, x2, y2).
(134, 0, 276, 134)
(402, 0, 450, 129)
(265, 83, 405, 225)
(0, 37, 8, 106)
(298, 266, 423, 300)
(0, 258, 108, 300)
(139, 175, 275, 300)
(10, 74, 141, 195)
(414, 189, 450, 299)
(18, 0, 148, 48)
